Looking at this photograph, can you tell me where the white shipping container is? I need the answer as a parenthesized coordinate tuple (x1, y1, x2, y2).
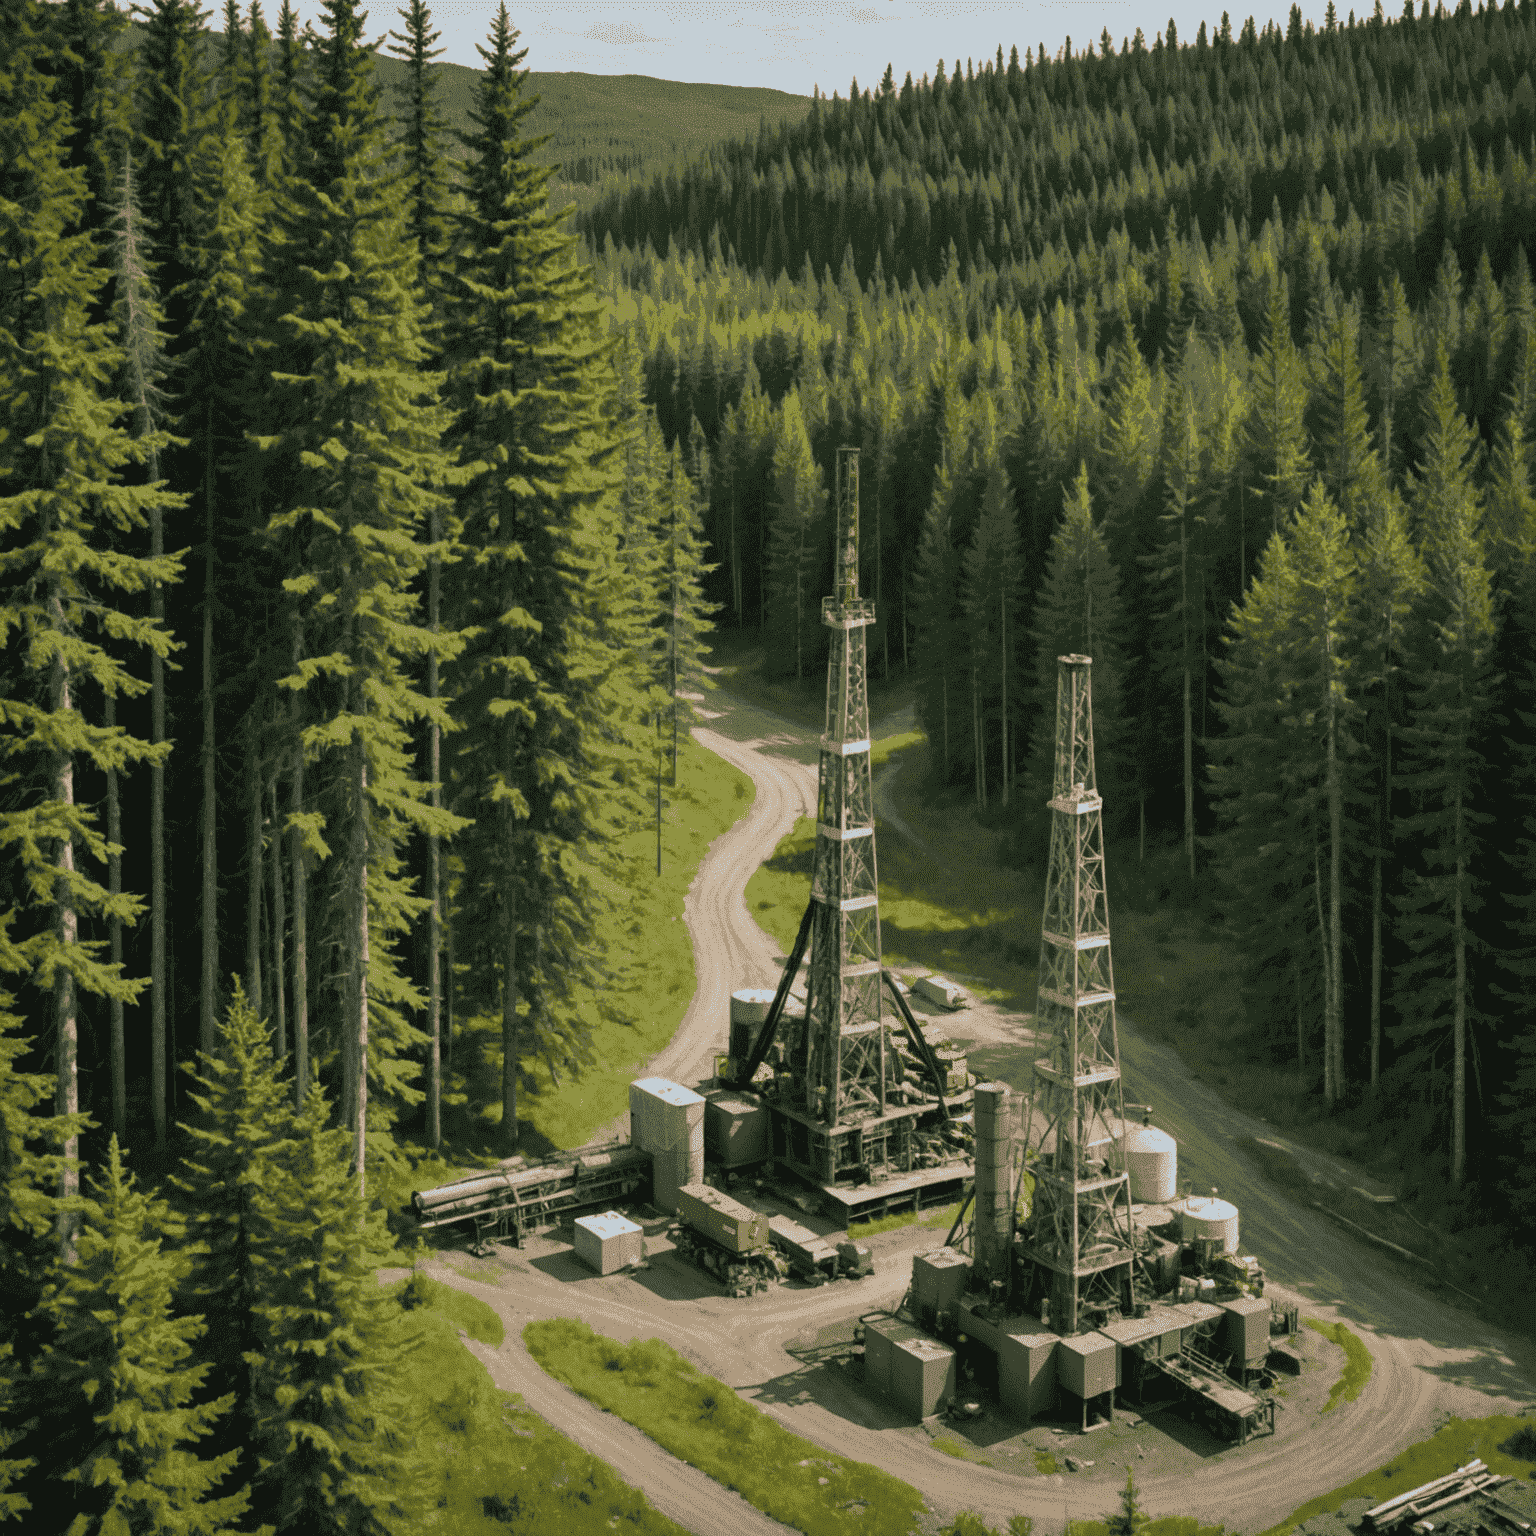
(914, 974, 966, 1009)
(573, 1211, 644, 1275)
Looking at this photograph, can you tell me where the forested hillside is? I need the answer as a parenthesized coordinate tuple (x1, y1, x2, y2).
(2, 0, 719, 1526)
(580, 3, 1536, 1236)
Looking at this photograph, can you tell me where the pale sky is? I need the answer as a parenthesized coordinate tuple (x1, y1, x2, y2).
(327, 0, 1315, 97)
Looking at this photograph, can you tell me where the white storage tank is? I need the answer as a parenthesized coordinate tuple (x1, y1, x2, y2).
(729, 988, 777, 1062)
(1119, 1122, 1178, 1203)
(1170, 1194, 1240, 1254)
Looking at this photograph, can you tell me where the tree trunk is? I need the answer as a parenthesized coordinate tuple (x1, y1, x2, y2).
(291, 624, 309, 1106)
(200, 407, 217, 1062)
(1314, 845, 1333, 1104)
(445, 891, 455, 1075)
(1452, 797, 1466, 1188)
(1326, 643, 1344, 1109)
(105, 694, 125, 1140)
(270, 777, 286, 1064)
(52, 607, 80, 1265)
(1370, 852, 1382, 1089)
(354, 746, 369, 1200)
(942, 672, 949, 775)
(246, 747, 263, 1017)
(501, 845, 519, 1152)
(1000, 586, 1008, 806)
(427, 509, 442, 1150)
(151, 496, 166, 1149)
(1182, 664, 1195, 881)
(730, 473, 742, 623)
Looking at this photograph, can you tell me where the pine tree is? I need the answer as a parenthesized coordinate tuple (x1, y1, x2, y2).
(1308, 291, 1389, 533)
(1105, 1467, 1150, 1536)
(659, 441, 720, 780)
(1244, 273, 1311, 539)
(443, 1, 633, 1152)
(242, 0, 279, 187)
(29, 1138, 256, 1535)
(249, 1085, 422, 1534)
(254, 0, 467, 1193)
(1392, 343, 1496, 1189)
(0, 928, 90, 1523)
(1026, 463, 1127, 832)
(1368, 272, 1417, 489)
(766, 388, 829, 680)
(1349, 491, 1425, 1089)
(0, 5, 185, 1258)
(170, 982, 293, 1487)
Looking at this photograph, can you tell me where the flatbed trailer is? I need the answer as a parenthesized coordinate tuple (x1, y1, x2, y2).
(1137, 1343, 1277, 1446)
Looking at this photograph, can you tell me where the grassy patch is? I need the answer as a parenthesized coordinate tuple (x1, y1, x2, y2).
(849, 1200, 963, 1239)
(932, 1434, 991, 1464)
(442, 731, 754, 1153)
(393, 1272, 505, 1347)
(523, 1317, 928, 1536)
(1254, 1414, 1536, 1536)
(1069, 1521, 1228, 1536)
(1302, 1317, 1373, 1412)
(1034, 1448, 1060, 1474)
(396, 1275, 690, 1533)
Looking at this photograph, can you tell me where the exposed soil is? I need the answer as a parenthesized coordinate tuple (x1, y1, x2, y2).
(427, 685, 1536, 1536)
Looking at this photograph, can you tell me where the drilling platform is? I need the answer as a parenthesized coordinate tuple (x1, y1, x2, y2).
(716, 445, 975, 1224)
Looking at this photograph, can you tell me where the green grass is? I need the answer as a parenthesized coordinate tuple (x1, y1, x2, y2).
(394, 1272, 505, 1347)
(1254, 1414, 1536, 1536)
(932, 1434, 991, 1464)
(848, 1200, 963, 1239)
(389, 1276, 691, 1533)
(1033, 1448, 1060, 1474)
(1068, 1520, 1228, 1536)
(523, 1318, 929, 1536)
(1302, 1317, 1374, 1412)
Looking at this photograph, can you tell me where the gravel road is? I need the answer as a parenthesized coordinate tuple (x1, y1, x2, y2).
(432, 684, 1536, 1536)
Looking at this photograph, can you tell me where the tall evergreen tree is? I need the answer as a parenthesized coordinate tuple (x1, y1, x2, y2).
(658, 441, 720, 780)
(249, 1085, 422, 1534)
(1243, 273, 1310, 539)
(443, 1, 633, 1152)
(28, 1138, 256, 1535)
(1392, 344, 1496, 1189)
(765, 388, 829, 680)
(0, 5, 184, 1256)
(1029, 455, 1127, 792)
(254, 0, 467, 1193)
(171, 983, 292, 1489)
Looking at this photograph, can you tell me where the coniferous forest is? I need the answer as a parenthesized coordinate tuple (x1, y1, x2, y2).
(4, 0, 1536, 1526)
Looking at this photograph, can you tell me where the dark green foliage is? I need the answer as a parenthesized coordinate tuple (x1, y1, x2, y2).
(1105, 1467, 1151, 1536)
(765, 388, 829, 679)
(171, 982, 293, 1482)
(248, 1088, 423, 1534)
(29, 1137, 257, 1536)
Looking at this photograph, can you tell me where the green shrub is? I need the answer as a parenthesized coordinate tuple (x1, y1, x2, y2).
(1302, 1317, 1372, 1411)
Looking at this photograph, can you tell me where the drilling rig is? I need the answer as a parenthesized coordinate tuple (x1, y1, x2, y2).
(722, 446, 973, 1224)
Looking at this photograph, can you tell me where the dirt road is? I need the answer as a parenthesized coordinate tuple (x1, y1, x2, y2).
(434, 686, 1536, 1536)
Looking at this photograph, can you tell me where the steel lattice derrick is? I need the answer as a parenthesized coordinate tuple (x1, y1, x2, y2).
(1021, 655, 1135, 1335)
(799, 448, 896, 1129)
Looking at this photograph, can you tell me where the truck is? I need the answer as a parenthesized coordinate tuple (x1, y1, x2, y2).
(670, 1183, 784, 1297)
(768, 1215, 840, 1283)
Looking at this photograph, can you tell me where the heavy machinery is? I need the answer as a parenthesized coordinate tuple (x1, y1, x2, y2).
(410, 1143, 651, 1252)
(767, 1216, 876, 1284)
(670, 1183, 784, 1297)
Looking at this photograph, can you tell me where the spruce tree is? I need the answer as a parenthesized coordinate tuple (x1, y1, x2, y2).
(171, 983, 293, 1487)
(1244, 272, 1310, 539)
(1308, 291, 1389, 533)
(1348, 491, 1425, 1089)
(766, 388, 829, 680)
(443, 1, 633, 1152)
(29, 1138, 256, 1535)
(249, 1086, 422, 1534)
(0, 1, 185, 1258)
(1368, 272, 1417, 489)
(1392, 343, 1496, 1189)
(1026, 463, 1127, 832)
(659, 440, 720, 780)
(254, 0, 467, 1192)
(960, 460, 1024, 810)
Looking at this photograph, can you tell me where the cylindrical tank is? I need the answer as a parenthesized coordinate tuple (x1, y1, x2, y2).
(1129, 1202, 1177, 1234)
(1170, 1194, 1240, 1254)
(1119, 1123, 1178, 1203)
(730, 988, 777, 1060)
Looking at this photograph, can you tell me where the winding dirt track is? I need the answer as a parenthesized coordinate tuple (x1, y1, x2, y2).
(431, 687, 1536, 1536)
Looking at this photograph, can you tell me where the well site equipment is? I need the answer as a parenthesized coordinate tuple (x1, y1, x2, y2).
(574, 1211, 644, 1275)
(868, 655, 1277, 1448)
(719, 447, 974, 1223)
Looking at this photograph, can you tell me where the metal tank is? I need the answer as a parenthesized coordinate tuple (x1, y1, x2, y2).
(1169, 1193, 1241, 1254)
(1119, 1122, 1178, 1203)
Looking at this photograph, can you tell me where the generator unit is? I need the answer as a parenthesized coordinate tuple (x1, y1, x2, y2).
(670, 1183, 784, 1297)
